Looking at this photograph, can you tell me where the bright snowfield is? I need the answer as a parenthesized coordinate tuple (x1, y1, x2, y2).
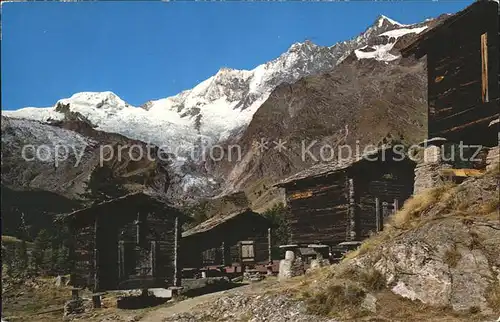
(354, 25, 428, 62)
(3, 16, 430, 194)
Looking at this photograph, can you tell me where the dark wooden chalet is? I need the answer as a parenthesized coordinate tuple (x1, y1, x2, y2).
(401, 0, 499, 147)
(61, 192, 187, 292)
(275, 149, 415, 246)
(181, 209, 271, 269)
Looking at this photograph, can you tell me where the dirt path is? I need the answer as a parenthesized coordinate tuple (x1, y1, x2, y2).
(138, 285, 252, 322)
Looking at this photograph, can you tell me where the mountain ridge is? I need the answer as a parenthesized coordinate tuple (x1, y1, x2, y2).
(2, 14, 441, 204)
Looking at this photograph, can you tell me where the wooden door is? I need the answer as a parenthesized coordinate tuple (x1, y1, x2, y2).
(117, 241, 155, 289)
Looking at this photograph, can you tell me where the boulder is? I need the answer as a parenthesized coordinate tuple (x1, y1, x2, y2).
(279, 256, 304, 280)
(361, 293, 377, 313)
(351, 218, 500, 314)
(63, 298, 91, 317)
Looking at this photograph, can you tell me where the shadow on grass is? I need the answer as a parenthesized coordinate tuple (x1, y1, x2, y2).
(117, 295, 169, 310)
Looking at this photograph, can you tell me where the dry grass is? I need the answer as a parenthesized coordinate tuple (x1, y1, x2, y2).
(364, 291, 484, 322)
(288, 265, 388, 318)
(341, 184, 459, 260)
(297, 278, 480, 321)
(335, 266, 386, 292)
(391, 184, 454, 229)
(485, 284, 500, 313)
(480, 198, 499, 218)
(358, 268, 386, 291)
(1, 277, 74, 321)
(1, 275, 164, 322)
(443, 246, 462, 268)
(302, 282, 367, 318)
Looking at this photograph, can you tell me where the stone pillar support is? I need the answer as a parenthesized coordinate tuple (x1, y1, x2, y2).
(413, 138, 451, 195)
(278, 244, 303, 280)
(308, 244, 330, 270)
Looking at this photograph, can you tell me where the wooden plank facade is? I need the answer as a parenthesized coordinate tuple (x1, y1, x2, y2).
(277, 150, 415, 246)
(62, 192, 186, 292)
(402, 0, 499, 147)
(181, 209, 271, 269)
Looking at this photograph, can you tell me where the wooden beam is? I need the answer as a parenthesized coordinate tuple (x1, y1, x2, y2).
(289, 191, 313, 200)
(347, 178, 356, 241)
(220, 241, 226, 266)
(375, 198, 381, 233)
(268, 228, 272, 262)
(150, 241, 156, 277)
(439, 114, 499, 134)
(481, 32, 489, 103)
(393, 199, 399, 214)
(93, 217, 99, 292)
(174, 216, 180, 287)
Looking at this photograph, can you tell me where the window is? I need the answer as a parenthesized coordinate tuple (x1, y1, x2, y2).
(481, 33, 489, 103)
(240, 241, 255, 262)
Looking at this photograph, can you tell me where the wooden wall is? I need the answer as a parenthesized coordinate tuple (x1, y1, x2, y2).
(425, 1, 499, 146)
(284, 172, 350, 246)
(352, 160, 415, 239)
(71, 225, 95, 288)
(283, 156, 415, 246)
(70, 201, 180, 292)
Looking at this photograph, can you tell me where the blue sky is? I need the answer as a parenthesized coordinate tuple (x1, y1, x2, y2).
(1, 1, 472, 110)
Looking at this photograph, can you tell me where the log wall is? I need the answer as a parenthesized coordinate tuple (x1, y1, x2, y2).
(285, 172, 350, 246)
(283, 156, 415, 246)
(71, 225, 95, 288)
(70, 202, 180, 292)
(425, 1, 499, 146)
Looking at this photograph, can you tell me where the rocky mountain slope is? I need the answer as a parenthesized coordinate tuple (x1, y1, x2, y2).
(212, 58, 428, 198)
(2, 14, 446, 208)
(1, 116, 172, 199)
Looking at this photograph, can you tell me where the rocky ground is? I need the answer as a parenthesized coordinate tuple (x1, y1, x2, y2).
(155, 279, 336, 322)
(162, 293, 336, 322)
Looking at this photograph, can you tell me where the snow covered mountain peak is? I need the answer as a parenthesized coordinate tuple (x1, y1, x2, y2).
(376, 15, 406, 27)
(58, 91, 130, 111)
(287, 40, 319, 52)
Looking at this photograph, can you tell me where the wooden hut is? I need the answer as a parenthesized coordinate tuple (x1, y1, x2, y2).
(275, 149, 415, 246)
(401, 0, 499, 147)
(61, 192, 187, 292)
(181, 209, 271, 270)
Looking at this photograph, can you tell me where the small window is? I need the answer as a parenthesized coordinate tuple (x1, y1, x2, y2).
(481, 33, 489, 103)
(240, 241, 255, 262)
